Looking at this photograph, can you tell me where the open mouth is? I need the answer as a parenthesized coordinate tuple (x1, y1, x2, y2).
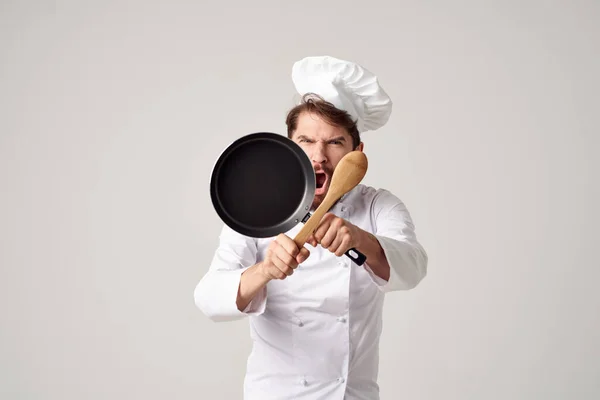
(315, 172, 328, 195)
(316, 172, 326, 189)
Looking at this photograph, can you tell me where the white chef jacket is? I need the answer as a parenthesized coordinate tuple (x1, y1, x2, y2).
(194, 184, 428, 400)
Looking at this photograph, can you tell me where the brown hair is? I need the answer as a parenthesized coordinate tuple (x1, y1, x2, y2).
(285, 93, 361, 149)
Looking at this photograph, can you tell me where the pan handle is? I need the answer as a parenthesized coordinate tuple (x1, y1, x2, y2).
(345, 247, 367, 266)
(301, 212, 367, 266)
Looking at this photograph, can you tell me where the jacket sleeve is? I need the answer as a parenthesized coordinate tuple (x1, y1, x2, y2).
(193, 224, 267, 322)
(363, 189, 428, 292)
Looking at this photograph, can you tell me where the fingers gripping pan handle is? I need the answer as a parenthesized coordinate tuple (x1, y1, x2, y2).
(300, 213, 367, 266)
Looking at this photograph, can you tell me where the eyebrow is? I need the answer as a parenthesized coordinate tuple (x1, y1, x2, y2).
(295, 135, 347, 143)
(295, 135, 312, 141)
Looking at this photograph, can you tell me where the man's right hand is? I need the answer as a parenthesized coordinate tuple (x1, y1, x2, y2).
(258, 233, 310, 281)
(236, 234, 310, 312)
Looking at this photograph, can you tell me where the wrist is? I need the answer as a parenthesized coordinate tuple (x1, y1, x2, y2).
(252, 262, 272, 284)
(355, 230, 385, 261)
(354, 226, 369, 250)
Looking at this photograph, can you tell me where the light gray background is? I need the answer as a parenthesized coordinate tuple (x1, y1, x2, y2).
(1, 1, 598, 399)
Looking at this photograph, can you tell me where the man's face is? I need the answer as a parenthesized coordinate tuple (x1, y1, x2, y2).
(291, 112, 364, 210)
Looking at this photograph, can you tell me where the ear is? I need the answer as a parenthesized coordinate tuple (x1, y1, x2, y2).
(356, 142, 364, 152)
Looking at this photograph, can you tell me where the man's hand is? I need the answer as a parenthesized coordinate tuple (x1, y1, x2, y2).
(258, 233, 310, 280)
(307, 212, 391, 281)
(237, 234, 310, 311)
(308, 213, 363, 257)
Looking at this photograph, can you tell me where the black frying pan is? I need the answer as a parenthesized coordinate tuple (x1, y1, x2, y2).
(209, 132, 366, 265)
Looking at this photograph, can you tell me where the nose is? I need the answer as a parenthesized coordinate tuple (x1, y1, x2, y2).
(311, 142, 328, 164)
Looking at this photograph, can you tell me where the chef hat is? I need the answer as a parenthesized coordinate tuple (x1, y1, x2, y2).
(291, 55, 393, 133)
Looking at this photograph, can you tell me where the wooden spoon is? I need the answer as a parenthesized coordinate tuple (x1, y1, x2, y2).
(293, 150, 368, 248)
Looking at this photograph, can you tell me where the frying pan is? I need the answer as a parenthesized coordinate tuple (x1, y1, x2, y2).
(209, 132, 367, 265)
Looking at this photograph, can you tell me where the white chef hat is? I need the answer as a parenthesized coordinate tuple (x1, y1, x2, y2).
(291, 55, 393, 133)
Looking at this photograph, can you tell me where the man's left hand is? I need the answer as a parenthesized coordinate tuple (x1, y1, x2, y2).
(307, 213, 363, 256)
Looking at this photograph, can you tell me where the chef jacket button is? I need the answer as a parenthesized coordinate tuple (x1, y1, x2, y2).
(300, 378, 308, 386)
(341, 206, 346, 212)
(298, 321, 304, 327)
(337, 377, 345, 383)
(337, 316, 347, 323)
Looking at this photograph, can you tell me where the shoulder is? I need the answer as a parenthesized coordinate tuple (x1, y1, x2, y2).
(217, 223, 258, 245)
(349, 185, 417, 233)
(347, 184, 405, 210)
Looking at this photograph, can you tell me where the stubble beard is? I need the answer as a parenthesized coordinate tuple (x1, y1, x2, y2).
(310, 195, 324, 212)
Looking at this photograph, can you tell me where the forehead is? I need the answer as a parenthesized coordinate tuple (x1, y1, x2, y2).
(293, 112, 351, 140)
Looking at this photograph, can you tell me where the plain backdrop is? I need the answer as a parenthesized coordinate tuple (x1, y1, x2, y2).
(1, 1, 598, 399)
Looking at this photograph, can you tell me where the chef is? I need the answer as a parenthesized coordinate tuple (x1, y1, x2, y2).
(194, 55, 428, 400)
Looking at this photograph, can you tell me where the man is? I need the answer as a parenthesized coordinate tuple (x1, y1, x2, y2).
(194, 56, 428, 400)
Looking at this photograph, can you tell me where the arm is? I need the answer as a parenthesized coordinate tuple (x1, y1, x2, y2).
(354, 229, 390, 281)
(235, 263, 270, 312)
(362, 189, 428, 292)
(194, 226, 309, 321)
(194, 224, 267, 322)
(308, 189, 427, 292)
